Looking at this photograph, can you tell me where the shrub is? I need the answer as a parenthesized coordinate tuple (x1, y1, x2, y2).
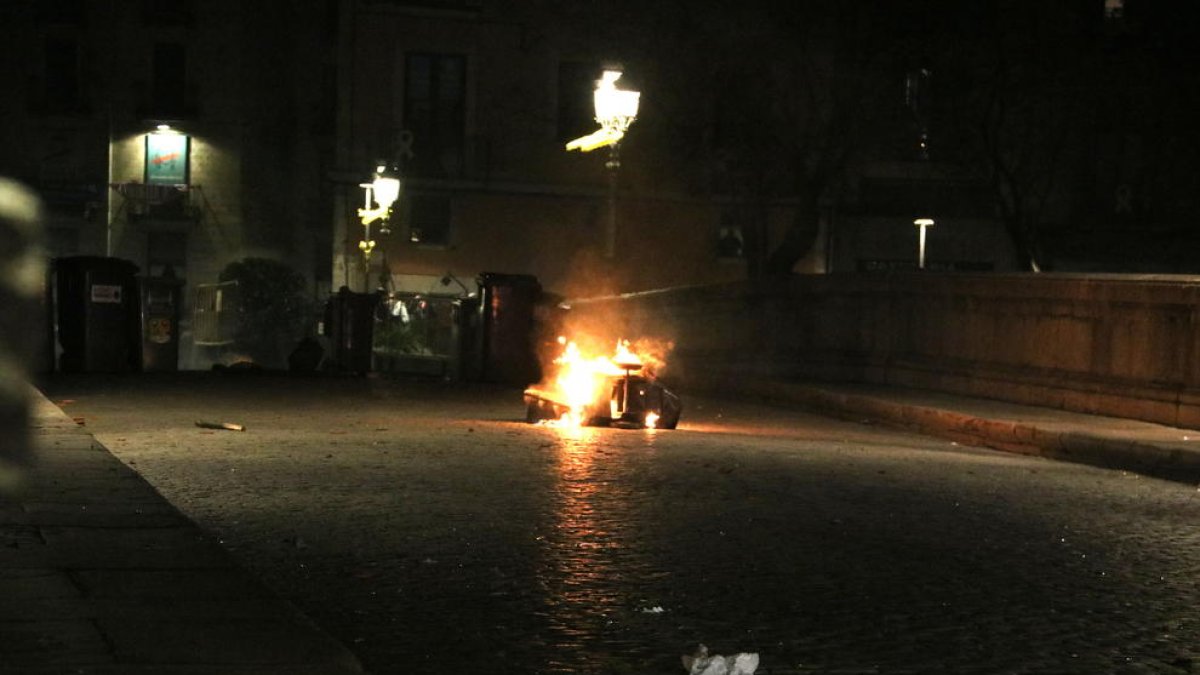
(219, 258, 313, 366)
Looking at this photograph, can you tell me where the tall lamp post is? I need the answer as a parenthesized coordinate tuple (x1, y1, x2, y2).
(566, 70, 640, 258)
(914, 218, 935, 270)
(357, 165, 401, 289)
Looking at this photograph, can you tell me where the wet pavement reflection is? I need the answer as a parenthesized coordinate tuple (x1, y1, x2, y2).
(538, 425, 668, 673)
(41, 375, 1200, 675)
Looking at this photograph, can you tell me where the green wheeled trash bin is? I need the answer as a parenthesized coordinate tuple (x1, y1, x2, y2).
(324, 286, 381, 374)
(53, 256, 140, 373)
(475, 273, 542, 386)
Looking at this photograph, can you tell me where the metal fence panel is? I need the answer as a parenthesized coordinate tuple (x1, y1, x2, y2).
(192, 280, 236, 346)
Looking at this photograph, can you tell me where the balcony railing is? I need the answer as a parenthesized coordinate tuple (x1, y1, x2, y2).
(110, 182, 199, 222)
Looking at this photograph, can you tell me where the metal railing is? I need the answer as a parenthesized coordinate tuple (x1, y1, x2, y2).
(373, 292, 470, 378)
(192, 280, 237, 346)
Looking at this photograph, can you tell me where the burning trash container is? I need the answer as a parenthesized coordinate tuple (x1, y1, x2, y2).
(524, 338, 682, 429)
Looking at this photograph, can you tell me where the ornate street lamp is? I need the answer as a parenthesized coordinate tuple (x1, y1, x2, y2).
(566, 69, 640, 257)
(357, 165, 401, 272)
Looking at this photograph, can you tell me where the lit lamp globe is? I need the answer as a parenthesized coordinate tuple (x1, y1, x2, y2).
(371, 170, 400, 211)
(593, 70, 640, 132)
(356, 166, 402, 274)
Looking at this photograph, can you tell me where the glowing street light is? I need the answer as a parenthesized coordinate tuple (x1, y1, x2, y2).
(914, 218, 935, 270)
(357, 165, 401, 269)
(566, 70, 641, 152)
(566, 69, 640, 257)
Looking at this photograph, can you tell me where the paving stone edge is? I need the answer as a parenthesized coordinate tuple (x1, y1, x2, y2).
(726, 380, 1200, 485)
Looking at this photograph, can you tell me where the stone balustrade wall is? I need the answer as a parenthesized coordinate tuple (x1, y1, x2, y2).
(567, 273, 1200, 429)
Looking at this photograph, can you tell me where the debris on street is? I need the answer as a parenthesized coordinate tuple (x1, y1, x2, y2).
(195, 421, 246, 432)
(681, 644, 759, 675)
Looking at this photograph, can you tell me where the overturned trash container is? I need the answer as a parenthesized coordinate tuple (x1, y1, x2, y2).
(324, 286, 380, 373)
(525, 361, 682, 429)
(138, 275, 183, 372)
(53, 256, 139, 373)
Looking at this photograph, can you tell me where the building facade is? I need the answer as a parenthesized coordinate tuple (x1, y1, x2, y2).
(331, 0, 1039, 300)
(0, 0, 337, 367)
(19, 1, 1181, 368)
(332, 0, 777, 300)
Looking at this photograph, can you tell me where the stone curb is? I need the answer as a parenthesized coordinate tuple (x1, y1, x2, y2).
(731, 380, 1200, 485)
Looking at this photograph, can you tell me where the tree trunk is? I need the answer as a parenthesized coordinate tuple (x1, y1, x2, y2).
(1001, 216, 1042, 272)
(765, 190, 821, 277)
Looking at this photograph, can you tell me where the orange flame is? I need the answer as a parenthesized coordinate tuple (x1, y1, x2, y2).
(531, 336, 668, 428)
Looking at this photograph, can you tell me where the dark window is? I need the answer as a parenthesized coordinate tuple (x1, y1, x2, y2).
(365, 0, 481, 9)
(147, 231, 187, 278)
(716, 212, 745, 260)
(324, 0, 340, 39)
(711, 79, 757, 152)
(404, 53, 466, 178)
(142, 0, 195, 27)
(905, 68, 932, 160)
(44, 37, 82, 113)
(557, 61, 600, 142)
(152, 42, 187, 115)
(37, 0, 86, 25)
(407, 195, 451, 247)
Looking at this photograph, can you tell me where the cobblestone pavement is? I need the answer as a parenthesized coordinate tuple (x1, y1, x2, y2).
(41, 373, 1200, 675)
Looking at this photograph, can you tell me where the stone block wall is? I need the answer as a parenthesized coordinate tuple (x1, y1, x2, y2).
(567, 273, 1200, 429)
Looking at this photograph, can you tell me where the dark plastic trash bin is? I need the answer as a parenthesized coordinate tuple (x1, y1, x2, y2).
(324, 287, 381, 373)
(138, 276, 183, 372)
(53, 256, 139, 373)
(475, 272, 542, 386)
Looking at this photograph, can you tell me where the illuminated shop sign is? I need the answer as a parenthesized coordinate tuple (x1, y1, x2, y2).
(145, 132, 189, 185)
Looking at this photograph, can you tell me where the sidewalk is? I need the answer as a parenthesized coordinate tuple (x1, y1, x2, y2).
(742, 379, 1200, 485)
(0, 389, 364, 675)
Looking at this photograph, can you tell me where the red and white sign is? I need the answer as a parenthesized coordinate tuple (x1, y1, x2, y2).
(90, 285, 122, 304)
